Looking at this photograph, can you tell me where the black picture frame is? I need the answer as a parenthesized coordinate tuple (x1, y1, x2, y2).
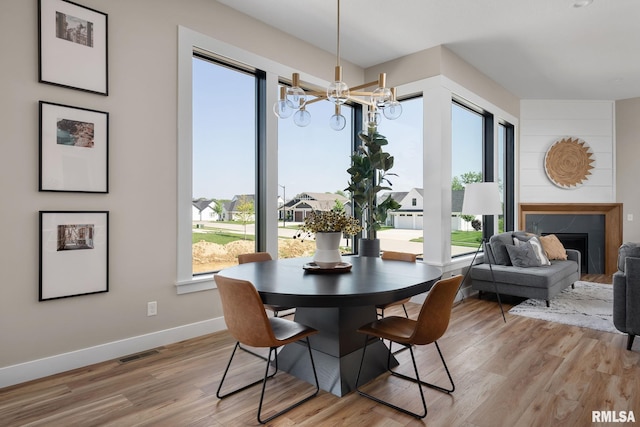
(39, 211, 109, 301)
(39, 101, 109, 193)
(38, 0, 108, 95)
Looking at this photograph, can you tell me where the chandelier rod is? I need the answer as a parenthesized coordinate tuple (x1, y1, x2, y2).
(336, 0, 341, 67)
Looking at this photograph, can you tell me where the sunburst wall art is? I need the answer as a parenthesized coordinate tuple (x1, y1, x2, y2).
(544, 137, 595, 189)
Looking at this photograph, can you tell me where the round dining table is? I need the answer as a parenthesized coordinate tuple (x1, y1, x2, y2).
(216, 255, 442, 396)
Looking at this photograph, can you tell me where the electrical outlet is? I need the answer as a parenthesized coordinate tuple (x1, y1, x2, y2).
(147, 301, 157, 316)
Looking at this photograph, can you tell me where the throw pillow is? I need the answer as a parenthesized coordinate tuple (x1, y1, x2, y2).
(513, 234, 551, 266)
(489, 233, 513, 266)
(539, 234, 568, 260)
(505, 242, 542, 268)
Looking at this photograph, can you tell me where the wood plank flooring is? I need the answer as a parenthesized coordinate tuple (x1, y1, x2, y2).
(2, 275, 639, 427)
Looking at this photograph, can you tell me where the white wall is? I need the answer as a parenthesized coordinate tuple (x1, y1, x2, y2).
(519, 100, 615, 203)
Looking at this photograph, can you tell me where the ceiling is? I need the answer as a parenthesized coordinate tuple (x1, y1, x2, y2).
(218, 0, 640, 101)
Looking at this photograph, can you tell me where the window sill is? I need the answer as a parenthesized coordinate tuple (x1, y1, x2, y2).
(176, 274, 216, 294)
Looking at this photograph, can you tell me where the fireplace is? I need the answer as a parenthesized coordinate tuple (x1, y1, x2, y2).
(542, 232, 588, 273)
(519, 203, 622, 275)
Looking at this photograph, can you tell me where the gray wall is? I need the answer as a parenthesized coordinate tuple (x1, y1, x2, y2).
(0, 0, 360, 379)
(616, 97, 640, 242)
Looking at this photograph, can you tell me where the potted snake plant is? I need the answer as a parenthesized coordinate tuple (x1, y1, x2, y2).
(346, 123, 401, 256)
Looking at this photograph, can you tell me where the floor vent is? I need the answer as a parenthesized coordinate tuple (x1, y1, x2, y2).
(118, 349, 160, 364)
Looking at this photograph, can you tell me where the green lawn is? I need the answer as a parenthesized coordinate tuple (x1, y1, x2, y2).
(194, 224, 480, 247)
(192, 230, 255, 245)
(451, 230, 482, 247)
(410, 230, 482, 247)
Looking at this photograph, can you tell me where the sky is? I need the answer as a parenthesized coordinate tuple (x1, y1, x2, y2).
(192, 57, 482, 201)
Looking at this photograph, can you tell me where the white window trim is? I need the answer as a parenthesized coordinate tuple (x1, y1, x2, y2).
(176, 26, 329, 294)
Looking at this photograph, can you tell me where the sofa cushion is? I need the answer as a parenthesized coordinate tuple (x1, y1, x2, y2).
(506, 242, 541, 267)
(470, 259, 578, 289)
(488, 232, 514, 266)
(618, 242, 640, 272)
(513, 234, 551, 266)
(539, 234, 568, 260)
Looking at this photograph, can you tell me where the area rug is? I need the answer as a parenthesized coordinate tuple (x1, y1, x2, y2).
(508, 281, 622, 334)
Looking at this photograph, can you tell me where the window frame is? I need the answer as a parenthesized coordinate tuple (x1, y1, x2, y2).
(191, 53, 265, 276)
(451, 96, 516, 257)
(177, 26, 284, 294)
(177, 26, 355, 293)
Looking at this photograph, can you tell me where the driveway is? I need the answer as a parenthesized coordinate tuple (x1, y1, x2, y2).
(194, 221, 470, 257)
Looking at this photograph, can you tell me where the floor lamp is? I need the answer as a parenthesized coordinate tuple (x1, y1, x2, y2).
(460, 182, 506, 322)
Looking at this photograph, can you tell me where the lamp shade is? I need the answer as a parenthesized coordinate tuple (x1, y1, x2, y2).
(461, 182, 502, 215)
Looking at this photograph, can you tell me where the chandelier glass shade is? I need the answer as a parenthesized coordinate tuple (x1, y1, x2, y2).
(273, 0, 402, 131)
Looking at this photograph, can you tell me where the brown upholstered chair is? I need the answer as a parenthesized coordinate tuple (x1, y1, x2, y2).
(355, 274, 463, 419)
(214, 274, 319, 424)
(376, 251, 418, 318)
(237, 252, 294, 317)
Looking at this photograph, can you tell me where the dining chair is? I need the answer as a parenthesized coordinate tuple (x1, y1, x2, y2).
(377, 251, 417, 318)
(354, 274, 463, 419)
(238, 252, 295, 318)
(214, 274, 320, 424)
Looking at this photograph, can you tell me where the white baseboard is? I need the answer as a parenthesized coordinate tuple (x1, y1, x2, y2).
(0, 317, 227, 389)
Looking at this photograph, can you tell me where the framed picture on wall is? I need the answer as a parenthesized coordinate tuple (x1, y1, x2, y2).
(39, 211, 109, 301)
(39, 101, 109, 193)
(38, 0, 108, 95)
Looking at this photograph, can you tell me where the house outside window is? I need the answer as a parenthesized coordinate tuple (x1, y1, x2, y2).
(277, 87, 355, 259)
(191, 55, 260, 274)
(374, 96, 423, 255)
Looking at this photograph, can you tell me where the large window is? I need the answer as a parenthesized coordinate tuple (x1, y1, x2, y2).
(375, 96, 423, 256)
(276, 87, 356, 259)
(191, 55, 261, 273)
(451, 101, 484, 257)
(178, 27, 517, 293)
(451, 100, 515, 258)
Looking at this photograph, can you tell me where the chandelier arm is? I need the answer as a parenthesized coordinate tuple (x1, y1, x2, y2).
(303, 89, 327, 97)
(345, 96, 376, 108)
(290, 78, 327, 95)
(349, 80, 383, 92)
(349, 91, 378, 97)
(304, 96, 329, 106)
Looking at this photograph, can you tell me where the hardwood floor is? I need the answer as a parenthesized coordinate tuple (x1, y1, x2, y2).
(2, 275, 638, 427)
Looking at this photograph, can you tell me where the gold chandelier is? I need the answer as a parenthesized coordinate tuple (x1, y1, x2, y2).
(273, 0, 402, 131)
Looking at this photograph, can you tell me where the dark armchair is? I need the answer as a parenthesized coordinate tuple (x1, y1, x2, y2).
(613, 242, 640, 350)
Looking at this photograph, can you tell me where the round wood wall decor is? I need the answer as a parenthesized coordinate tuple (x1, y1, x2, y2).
(544, 137, 594, 188)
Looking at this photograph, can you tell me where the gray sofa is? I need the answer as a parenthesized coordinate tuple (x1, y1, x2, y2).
(613, 242, 640, 350)
(470, 231, 581, 307)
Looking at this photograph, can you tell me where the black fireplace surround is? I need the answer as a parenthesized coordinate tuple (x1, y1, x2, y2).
(525, 214, 605, 274)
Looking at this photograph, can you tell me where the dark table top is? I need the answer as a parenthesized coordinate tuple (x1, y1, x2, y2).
(216, 256, 442, 307)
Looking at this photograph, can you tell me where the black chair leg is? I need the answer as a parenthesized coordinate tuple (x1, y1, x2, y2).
(386, 341, 455, 394)
(216, 342, 276, 399)
(257, 338, 319, 424)
(628, 334, 635, 351)
(355, 335, 428, 419)
(401, 304, 409, 318)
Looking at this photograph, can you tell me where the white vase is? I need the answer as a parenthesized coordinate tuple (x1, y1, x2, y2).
(313, 232, 342, 268)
